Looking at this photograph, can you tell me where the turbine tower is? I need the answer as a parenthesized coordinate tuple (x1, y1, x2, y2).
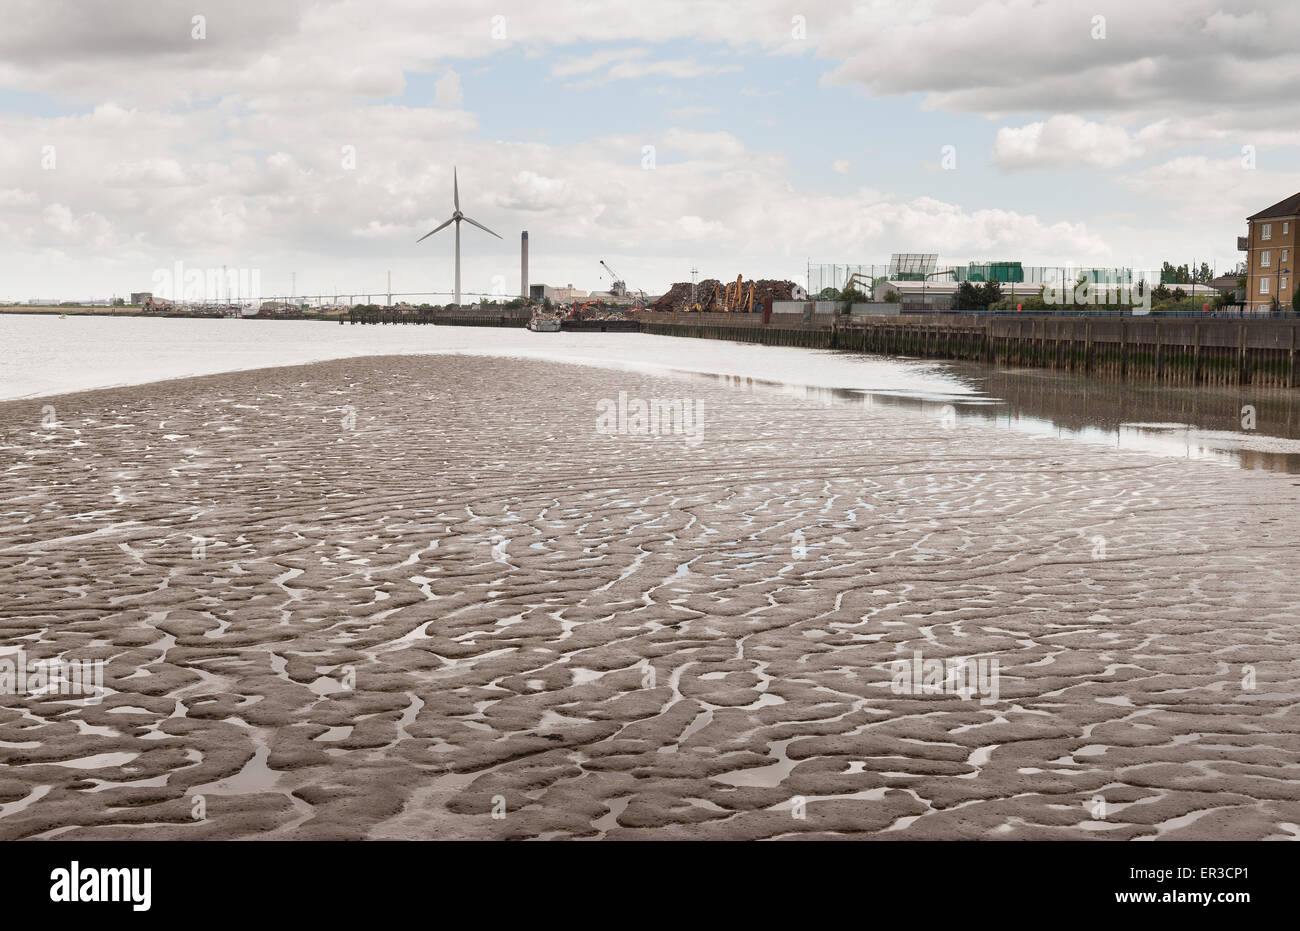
(416, 167, 501, 306)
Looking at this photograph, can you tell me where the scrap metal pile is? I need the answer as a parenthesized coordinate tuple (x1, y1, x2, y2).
(530, 301, 632, 326)
(650, 276, 800, 313)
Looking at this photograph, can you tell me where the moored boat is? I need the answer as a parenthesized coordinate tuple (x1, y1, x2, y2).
(527, 311, 561, 332)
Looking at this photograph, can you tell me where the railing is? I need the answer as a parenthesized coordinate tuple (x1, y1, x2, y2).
(898, 306, 1289, 319)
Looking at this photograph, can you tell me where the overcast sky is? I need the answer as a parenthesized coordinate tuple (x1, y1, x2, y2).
(0, 0, 1296, 301)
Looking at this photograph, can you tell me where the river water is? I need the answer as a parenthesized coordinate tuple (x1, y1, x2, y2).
(3, 314, 1298, 472)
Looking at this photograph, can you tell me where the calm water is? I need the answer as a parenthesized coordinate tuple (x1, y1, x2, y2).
(3, 314, 1299, 472)
(0, 315, 967, 401)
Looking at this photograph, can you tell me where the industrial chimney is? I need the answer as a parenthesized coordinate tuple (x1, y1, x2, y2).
(520, 230, 529, 299)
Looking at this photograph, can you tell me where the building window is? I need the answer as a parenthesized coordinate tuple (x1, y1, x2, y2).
(1283, 277, 1289, 292)
(1260, 278, 1270, 295)
(1285, 250, 1290, 263)
(1263, 224, 1273, 240)
(1285, 222, 1290, 234)
(1261, 251, 1271, 267)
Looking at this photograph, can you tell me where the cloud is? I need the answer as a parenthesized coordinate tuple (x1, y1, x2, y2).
(993, 116, 1143, 170)
(818, 0, 1300, 127)
(0, 84, 1131, 298)
(498, 171, 572, 211)
(0, 188, 38, 206)
(832, 159, 850, 174)
(0, 0, 1278, 295)
(103, 157, 190, 187)
(551, 48, 649, 78)
(434, 70, 463, 107)
(562, 53, 740, 89)
(1118, 156, 1297, 223)
(667, 106, 719, 120)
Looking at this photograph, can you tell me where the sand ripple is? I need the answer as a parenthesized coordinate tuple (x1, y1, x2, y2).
(0, 356, 1298, 840)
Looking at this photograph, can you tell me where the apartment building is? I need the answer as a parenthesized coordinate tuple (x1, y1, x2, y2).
(1242, 193, 1299, 313)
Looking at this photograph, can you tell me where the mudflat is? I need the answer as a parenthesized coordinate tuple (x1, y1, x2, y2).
(1, 354, 1297, 840)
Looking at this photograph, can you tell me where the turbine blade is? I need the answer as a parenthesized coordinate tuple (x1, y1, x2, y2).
(461, 215, 502, 239)
(453, 167, 459, 211)
(416, 216, 455, 243)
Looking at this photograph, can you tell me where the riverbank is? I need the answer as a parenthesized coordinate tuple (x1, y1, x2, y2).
(1, 354, 1297, 840)
(1, 306, 142, 316)
(638, 311, 1300, 388)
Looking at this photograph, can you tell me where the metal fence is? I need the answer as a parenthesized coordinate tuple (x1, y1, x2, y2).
(898, 305, 1293, 318)
(807, 262, 1170, 297)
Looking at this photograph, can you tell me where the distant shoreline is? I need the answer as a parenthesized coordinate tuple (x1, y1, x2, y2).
(0, 307, 342, 320)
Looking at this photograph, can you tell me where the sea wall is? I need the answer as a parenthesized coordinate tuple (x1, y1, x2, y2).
(634, 311, 1300, 388)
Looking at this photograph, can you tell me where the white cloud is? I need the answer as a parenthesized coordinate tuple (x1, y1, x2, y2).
(551, 48, 649, 78)
(993, 116, 1143, 170)
(0, 0, 1281, 296)
(104, 157, 190, 187)
(832, 159, 850, 174)
(667, 106, 718, 120)
(1118, 156, 1296, 223)
(434, 70, 462, 107)
(0, 188, 38, 206)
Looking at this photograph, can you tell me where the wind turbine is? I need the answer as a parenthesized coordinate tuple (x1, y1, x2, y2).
(417, 167, 501, 306)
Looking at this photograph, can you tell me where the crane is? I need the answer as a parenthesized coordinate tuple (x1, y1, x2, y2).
(599, 259, 646, 307)
(599, 260, 627, 297)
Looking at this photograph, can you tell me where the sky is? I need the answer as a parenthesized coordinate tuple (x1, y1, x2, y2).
(0, 0, 1297, 302)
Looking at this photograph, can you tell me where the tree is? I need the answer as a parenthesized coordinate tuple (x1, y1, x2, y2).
(955, 281, 982, 309)
(957, 280, 1001, 310)
(1196, 262, 1213, 284)
(1293, 285, 1300, 316)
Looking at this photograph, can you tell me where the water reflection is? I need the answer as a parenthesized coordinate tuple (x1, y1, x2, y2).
(664, 361, 1300, 474)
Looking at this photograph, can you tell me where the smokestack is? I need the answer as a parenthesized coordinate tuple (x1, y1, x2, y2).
(521, 230, 529, 299)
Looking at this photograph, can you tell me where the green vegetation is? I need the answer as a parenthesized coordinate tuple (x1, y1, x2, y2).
(956, 280, 1001, 310)
(1160, 261, 1214, 285)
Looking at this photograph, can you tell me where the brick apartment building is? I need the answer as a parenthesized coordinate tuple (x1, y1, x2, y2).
(1242, 193, 1299, 313)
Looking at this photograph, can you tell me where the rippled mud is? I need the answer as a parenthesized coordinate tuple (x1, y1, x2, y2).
(1, 356, 1298, 840)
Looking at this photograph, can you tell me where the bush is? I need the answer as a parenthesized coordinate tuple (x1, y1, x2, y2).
(1150, 300, 1198, 315)
(956, 280, 1002, 310)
